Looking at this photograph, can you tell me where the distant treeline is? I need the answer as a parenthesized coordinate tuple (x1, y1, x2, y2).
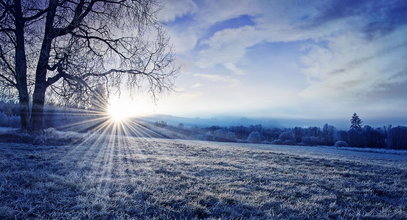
(1, 101, 406, 149)
(161, 123, 407, 150)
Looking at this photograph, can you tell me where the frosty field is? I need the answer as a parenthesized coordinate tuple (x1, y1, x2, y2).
(0, 134, 406, 219)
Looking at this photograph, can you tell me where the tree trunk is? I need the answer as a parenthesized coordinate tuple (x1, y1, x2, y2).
(31, 85, 46, 131)
(13, 0, 30, 130)
(30, 0, 58, 131)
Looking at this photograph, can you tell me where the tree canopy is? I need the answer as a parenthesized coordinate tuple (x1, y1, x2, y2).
(0, 0, 177, 131)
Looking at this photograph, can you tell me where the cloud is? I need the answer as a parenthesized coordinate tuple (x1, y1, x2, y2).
(300, 25, 407, 107)
(157, 0, 197, 22)
(192, 0, 258, 27)
(224, 63, 246, 75)
(193, 1, 359, 73)
(193, 73, 240, 86)
(307, 0, 407, 36)
(192, 0, 406, 68)
(167, 29, 198, 53)
(197, 26, 260, 68)
(158, 0, 407, 118)
(194, 1, 407, 100)
(191, 83, 202, 88)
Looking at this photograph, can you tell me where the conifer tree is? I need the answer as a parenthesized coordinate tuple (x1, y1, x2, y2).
(350, 113, 362, 129)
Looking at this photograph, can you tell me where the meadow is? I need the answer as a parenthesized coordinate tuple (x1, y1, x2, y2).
(0, 132, 406, 219)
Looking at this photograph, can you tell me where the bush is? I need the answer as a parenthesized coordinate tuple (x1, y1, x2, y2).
(271, 139, 283, 145)
(0, 112, 7, 126)
(247, 131, 263, 143)
(302, 136, 322, 146)
(334, 141, 348, 147)
(388, 126, 407, 149)
(283, 139, 295, 145)
(213, 129, 236, 142)
(154, 121, 167, 128)
(279, 131, 295, 142)
(191, 133, 210, 141)
(0, 112, 19, 128)
(348, 128, 366, 147)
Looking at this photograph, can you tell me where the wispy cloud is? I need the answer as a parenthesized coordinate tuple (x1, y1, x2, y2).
(157, 0, 197, 22)
(193, 73, 240, 87)
(300, 26, 407, 103)
(191, 83, 202, 88)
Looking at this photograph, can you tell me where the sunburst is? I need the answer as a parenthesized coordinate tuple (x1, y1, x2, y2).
(107, 100, 134, 122)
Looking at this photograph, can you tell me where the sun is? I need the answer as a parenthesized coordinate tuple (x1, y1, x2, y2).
(106, 96, 154, 122)
(107, 99, 135, 122)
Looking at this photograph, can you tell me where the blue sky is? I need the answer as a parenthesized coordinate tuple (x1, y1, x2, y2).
(145, 0, 407, 122)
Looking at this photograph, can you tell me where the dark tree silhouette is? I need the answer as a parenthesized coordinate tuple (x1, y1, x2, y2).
(0, 0, 177, 131)
(350, 113, 362, 129)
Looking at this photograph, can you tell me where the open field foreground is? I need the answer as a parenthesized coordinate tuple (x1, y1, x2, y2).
(0, 134, 406, 219)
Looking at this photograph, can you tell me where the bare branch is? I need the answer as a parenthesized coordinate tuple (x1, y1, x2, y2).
(23, 6, 49, 22)
(0, 73, 16, 87)
(53, 0, 97, 37)
(0, 45, 15, 75)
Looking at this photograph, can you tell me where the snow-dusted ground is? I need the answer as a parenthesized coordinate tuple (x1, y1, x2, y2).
(178, 140, 407, 170)
(0, 133, 406, 219)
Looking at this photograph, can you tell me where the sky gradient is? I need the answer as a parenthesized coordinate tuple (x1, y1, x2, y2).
(136, 0, 407, 123)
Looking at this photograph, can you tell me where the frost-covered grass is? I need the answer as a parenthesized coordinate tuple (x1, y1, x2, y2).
(338, 146, 407, 155)
(0, 134, 406, 219)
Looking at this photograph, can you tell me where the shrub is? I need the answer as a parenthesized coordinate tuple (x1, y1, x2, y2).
(213, 129, 236, 142)
(388, 126, 407, 149)
(271, 139, 283, 145)
(283, 139, 295, 145)
(348, 128, 366, 147)
(0, 112, 7, 126)
(334, 140, 348, 147)
(154, 120, 167, 128)
(279, 131, 295, 142)
(0, 112, 19, 128)
(247, 131, 263, 143)
(302, 136, 322, 146)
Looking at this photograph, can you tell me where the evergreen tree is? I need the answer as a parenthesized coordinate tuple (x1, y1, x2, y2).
(350, 113, 362, 129)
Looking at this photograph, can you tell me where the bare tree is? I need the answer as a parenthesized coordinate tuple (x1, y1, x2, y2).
(0, 0, 177, 131)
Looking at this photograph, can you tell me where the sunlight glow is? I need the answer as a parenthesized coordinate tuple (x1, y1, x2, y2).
(107, 96, 155, 122)
(107, 100, 135, 122)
